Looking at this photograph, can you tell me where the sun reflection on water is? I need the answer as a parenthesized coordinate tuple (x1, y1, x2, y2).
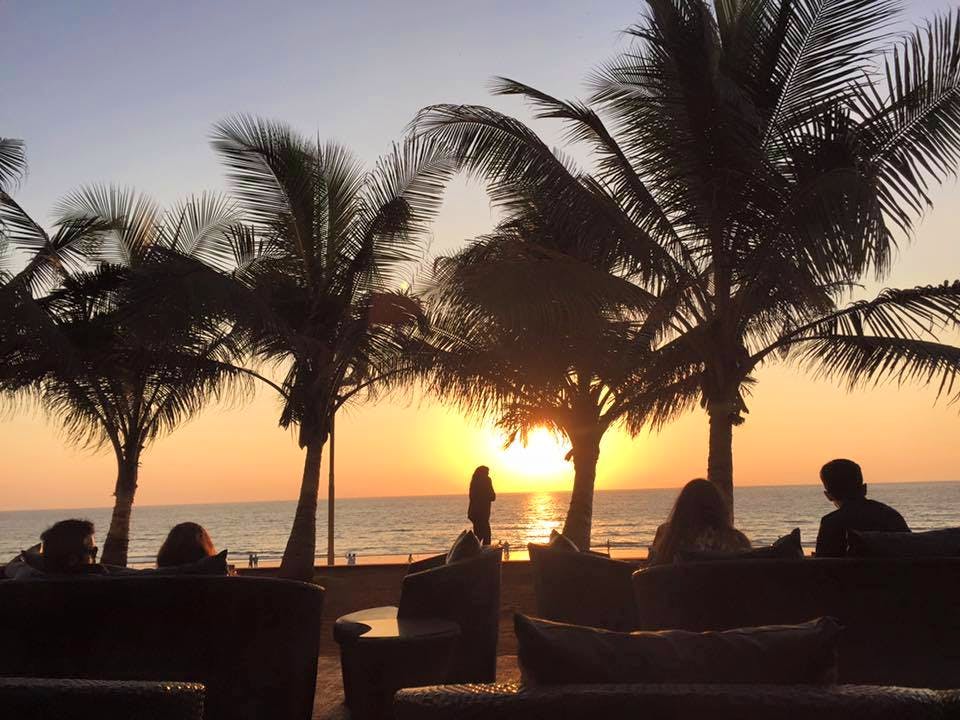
(521, 491, 564, 546)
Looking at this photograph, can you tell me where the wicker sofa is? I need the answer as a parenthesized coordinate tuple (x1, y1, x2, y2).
(0, 677, 206, 720)
(632, 557, 960, 688)
(527, 543, 640, 631)
(0, 575, 324, 720)
(395, 557, 960, 718)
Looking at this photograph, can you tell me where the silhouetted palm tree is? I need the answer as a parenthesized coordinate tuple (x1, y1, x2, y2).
(195, 116, 453, 580)
(420, 211, 698, 549)
(414, 1, 960, 513)
(3, 187, 248, 566)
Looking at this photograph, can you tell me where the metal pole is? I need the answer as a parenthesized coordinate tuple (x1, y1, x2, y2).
(326, 411, 335, 566)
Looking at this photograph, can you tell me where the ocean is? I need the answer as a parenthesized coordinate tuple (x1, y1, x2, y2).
(2, 482, 958, 566)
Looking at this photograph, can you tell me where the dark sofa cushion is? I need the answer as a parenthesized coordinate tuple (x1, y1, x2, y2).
(515, 614, 841, 686)
(447, 530, 482, 564)
(679, 528, 803, 562)
(147, 549, 230, 575)
(848, 528, 960, 558)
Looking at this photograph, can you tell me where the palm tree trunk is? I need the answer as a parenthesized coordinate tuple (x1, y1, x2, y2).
(101, 451, 140, 566)
(279, 438, 325, 581)
(561, 431, 601, 551)
(326, 413, 335, 566)
(707, 402, 735, 518)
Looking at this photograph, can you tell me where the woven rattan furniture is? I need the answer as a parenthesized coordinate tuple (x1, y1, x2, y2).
(632, 558, 960, 688)
(0, 677, 205, 720)
(334, 608, 460, 720)
(0, 575, 324, 720)
(528, 543, 640, 631)
(394, 681, 960, 719)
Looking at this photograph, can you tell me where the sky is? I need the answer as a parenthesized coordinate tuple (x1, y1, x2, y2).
(1, 0, 959, 511)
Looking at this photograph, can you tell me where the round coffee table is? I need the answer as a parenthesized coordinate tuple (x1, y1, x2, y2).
(334, 607, 460, 720)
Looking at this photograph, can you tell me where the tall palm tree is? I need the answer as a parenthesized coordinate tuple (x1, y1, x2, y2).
(2, 187, 248, 566)
(421, 214, 697, 549)
(414, 0, 960, 513)
(198, 116, 454, 580)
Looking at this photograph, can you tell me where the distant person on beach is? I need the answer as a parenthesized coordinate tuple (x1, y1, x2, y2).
(648, 479, 750, 565)
(157, 522, 217, 568)
(815, 459, 909, 557)
(468, 465, 496, 545)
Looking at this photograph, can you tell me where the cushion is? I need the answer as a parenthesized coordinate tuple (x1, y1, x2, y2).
(848, 528, 960, 558)
(679, 528, 803, 562)
(446, 530, 482, 564)
(515, 614, 841, 686)
(147, 549, 230, 575)
(547, 529, 580, 553)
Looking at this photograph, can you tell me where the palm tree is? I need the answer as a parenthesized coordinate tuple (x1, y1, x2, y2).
(420, 213, 697, 549)
(2, 187, 248, 566)
(413, 0, 960, 513)
(196, 116, 454, 580)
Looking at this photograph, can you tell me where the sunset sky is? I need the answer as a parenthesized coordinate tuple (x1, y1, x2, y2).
(1, 0, 958, 511)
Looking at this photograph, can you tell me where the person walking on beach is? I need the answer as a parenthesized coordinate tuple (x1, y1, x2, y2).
(468, 465, 496, 545)
(815, 459, 909, 557)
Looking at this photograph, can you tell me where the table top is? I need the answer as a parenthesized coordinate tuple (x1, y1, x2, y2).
(336, 606, 460, 642)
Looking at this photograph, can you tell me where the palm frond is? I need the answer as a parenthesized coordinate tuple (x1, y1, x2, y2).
(857, 10, 960, 234)
(0, 138, 26, 191)
(55, 185, 161, 267)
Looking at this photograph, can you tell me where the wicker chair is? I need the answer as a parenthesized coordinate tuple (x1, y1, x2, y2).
(528, 543, 640, 631)
(0, 576, 324, 720)
(0, 677, 205, 720)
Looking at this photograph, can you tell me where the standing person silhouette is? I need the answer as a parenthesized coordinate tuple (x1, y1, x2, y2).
(468, 465, 496, 545)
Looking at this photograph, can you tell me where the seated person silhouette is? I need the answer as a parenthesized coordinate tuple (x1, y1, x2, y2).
(648, 478, 750, 565)
(157, 522, 217, 568)
(31, 519, 102, 576)
(815, 458, 909, 557)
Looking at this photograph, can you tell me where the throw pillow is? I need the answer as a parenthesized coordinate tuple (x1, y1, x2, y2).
(548, 529, 580, 553)
(848, 528, 960, 558)
(446, 530, 482, 564)
(515, 614, 841, 686)
(149, 549, 230, 575)
(678, 528, 803, 562)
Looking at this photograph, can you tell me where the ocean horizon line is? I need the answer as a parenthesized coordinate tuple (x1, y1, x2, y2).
(3, 478, 958, 514)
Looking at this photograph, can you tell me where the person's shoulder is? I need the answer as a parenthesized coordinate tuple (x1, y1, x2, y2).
(865, 498, 909, 525)
(819, 506, 843, 526)
(730, 527, 751, 549)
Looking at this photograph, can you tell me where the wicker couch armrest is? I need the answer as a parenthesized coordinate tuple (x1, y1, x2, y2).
(0, 678, 205, 720)
(394, 682, 960, 720)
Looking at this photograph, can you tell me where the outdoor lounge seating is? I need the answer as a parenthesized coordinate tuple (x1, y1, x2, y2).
(632, 557, 960, 688)
(528, 542, 640, 631)
(334, 546, 502, 718)
(391, 556, 960, 719)
(394, 682, 960, 719)
(0, 575, 325, 720)
(0, 677, 206, 720)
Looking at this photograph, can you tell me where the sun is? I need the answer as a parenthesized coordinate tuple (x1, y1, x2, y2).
(493, 427, 570, 478)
